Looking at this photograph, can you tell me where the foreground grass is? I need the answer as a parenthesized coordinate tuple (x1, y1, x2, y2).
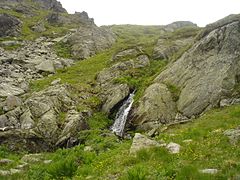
(1, 105, 240, 179)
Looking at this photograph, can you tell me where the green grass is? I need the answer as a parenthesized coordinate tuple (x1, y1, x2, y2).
(30, 50, 112, 92)
(1, 104, 240, 179)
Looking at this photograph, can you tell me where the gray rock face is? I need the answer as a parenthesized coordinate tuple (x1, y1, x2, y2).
(32, 0, 66, 13)
(0, 83, 25, 97)
(0, 85, 88, 151)
(68, 25, 116, 59)
(132, 14, 240, 129)
(152, 38, 193, 60)
(0, 37, 74, 102)
(97, 50, 150, 114)
(132, 83, 177, 130)
(56, 110, 88, 147)
(0, 14, 21, 37)
(101, 84, 130, 114)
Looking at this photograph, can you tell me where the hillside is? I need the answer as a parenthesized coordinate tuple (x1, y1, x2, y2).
(0, 0, 240, 179)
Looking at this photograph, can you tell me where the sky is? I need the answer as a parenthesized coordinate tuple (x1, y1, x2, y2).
(58, 0, 240, 27)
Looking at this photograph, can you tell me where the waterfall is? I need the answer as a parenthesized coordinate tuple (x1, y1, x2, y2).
(111, 91, 135, 137)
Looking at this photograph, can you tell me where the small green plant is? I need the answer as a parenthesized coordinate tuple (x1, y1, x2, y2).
(53, 41, 73, 59)
(87, 112, 111, 130)
(125, 165, 149, 180)
(166, 83, 181, 102)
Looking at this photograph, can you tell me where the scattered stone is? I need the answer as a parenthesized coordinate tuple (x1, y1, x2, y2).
(51, 78, 61, 86)
(130, 133, 165, 154)
(166, 142, 181, 154)
(182, 139, 193, 143)
(0, 170, 10, 176)
(16, 163, 28, 169)
(112, 48, 138, 61)
(147, 127, 159, 137)
(0, 158, 13, 165)
(21, 154, 43, 163)
(10, 169, 21, 174)
(35, 60, 55, 73)
(224, 127, 240, 144)
(199, 169, 218, 174)
(43, 160, 52, 164)
(84, 146, 93, 152)
(0, 168, 21, 176)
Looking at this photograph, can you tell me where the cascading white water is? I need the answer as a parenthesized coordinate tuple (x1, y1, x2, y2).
(111, 91, 135, 137)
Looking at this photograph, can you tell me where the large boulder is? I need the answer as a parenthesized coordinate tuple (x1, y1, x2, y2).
(0, 14, 22, 37)
(131, 83, 177, 130)
(132, 14, 240, 129)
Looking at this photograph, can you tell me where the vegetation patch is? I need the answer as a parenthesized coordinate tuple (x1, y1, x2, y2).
(166, 83, 181, 102)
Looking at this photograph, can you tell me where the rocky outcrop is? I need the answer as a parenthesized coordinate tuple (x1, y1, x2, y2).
(0, 14, 22, 37)
(0, 85, 88, 152)
(152, 37, 193, 60)
(97, 49, 150, 114)
(32, 0, 66, 13)
(0, 37, 74, 97)
(132, 14, 240, 130)
(132, 83, 177, 130)
(67, 25, 116, 59)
